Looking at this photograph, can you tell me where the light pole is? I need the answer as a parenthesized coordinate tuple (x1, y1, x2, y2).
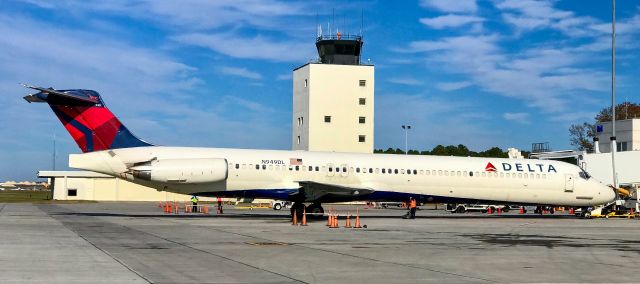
(402, 125, 411, 155)
(611, 0, 617, 188)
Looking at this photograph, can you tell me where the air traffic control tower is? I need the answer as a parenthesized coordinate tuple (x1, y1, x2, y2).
(292, 31, 374, 153)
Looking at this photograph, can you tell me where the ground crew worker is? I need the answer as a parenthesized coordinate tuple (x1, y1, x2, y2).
(217, 196, 223, 214)
(409, 197, 417, 219)
(191, 195, 199, 213)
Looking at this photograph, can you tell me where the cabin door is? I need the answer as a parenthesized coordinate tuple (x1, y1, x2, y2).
(564, 174, 575, 192)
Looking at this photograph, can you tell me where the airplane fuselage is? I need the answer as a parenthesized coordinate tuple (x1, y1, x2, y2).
(70, 146, 615, 206)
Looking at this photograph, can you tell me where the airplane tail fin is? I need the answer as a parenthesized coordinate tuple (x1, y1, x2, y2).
(23, 85, 152, 153)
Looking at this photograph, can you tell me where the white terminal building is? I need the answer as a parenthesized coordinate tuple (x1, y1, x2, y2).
(292, 32, 374, 153)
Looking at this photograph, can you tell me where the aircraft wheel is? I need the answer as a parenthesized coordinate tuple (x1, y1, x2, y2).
(307, 203, 324, 218)
(455, 207, 466, 213)
(584, 212, 592, 219)
(273, 203, 282, 210)
(290, 202, 306, 219)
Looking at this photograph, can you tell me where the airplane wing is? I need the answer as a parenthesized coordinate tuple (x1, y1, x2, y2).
(296, 181, 375, 202)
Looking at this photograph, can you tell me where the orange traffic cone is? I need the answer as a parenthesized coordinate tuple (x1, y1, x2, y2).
(326, 213, 332, 226)
(519, 207, 525, 214)
(164, 202, 169, 213)
(301, 208, 308, 226)
(497, 207, 502, 214)
(329, 214, 338, 228)
(345, 212, 352, 228)
(487, 207, 493, 214)
(569, 208, 575, 215)
(292, 211, 298, 226)
(354, 209, 362, 228)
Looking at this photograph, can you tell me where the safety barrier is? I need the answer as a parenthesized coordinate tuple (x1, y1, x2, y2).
(293, 208, 364, 229)
(159, 202, 209, 214)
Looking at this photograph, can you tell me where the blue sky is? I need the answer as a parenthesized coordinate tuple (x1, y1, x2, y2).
(1, 0, 639, 181)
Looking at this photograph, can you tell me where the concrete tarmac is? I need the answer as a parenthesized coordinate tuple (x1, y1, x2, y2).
(1, 202, 638, 283)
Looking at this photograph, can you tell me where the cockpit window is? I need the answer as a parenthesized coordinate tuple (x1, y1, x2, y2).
(578, 170, 591, 180)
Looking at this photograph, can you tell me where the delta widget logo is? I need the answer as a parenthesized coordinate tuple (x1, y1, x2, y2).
(485, 162, 497, 172)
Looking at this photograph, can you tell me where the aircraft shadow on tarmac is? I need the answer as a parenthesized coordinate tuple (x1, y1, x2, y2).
(50, 211, 580, 220)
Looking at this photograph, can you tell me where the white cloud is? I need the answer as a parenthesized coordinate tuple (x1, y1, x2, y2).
(436, 81, 472, 91)
(388, 77, 424, 86)
(219, 66, 262, 80)
(420, 14, 484, 29)
(420, 0, 477, 13)
(401, 33, 610, 112)
(503, 112, 530, 123)
(276, 73, 292, 80)
(173, 32, 316, 62)
(375, 93, 503, 151)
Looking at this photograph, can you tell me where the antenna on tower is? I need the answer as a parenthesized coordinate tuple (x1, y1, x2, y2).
(360, 9, 364, 37)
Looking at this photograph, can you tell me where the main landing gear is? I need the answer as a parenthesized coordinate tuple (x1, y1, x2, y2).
(290, 202, 324, 219)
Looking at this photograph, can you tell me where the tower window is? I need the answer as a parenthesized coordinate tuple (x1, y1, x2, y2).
(358, 135, 366, 142)
(359, 98, 366, 105)
(304, 79, 308, 87)
(359, 116, 366, 124)
(297, 136, 300, 145)
(324, 116, 331, 123)
(359, 80, 366, 87)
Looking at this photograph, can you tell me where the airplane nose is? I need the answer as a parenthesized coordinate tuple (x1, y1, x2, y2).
(599, 185, 617, 204)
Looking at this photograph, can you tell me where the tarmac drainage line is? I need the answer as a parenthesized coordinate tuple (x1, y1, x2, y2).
(139, 229, 308, 284)
(157, 218, 499, 283)
(44, 205, 307, 284)
(39, 205, 153, 284)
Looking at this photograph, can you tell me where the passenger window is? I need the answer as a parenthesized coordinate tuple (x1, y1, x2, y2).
(499, 173, 504, 178)
(463, 171, 468, 176)
(274, 165, 279, 170)
(475, 171, 479, 177)
(426, 170, 431, 175)
(413, 170, 417, 175)
(401, 169, 405, 174)
(329, 167, 333, 172)
(308, 166, 313, 171)
(469, 172, 474, 177)
(315, 166, 320, 171)
(343, 167, 347, 172)
(536, 174, 540, 179)
(242, 164, 246, 169)
(356, 168, 361, 173)
(336, 167, 340, 173)
(269, 165, 273, 170)
(262, 165, 267, 170)
(542, 174, 546, 179)
(235, 164, 239, 169)
(255, 164, 259, 170)
(419, 170, 424, 175)
(295, 166, 299, 171)
(524, 173, 528, 178)
(481, 172, 486, 177)
(457, 171, 461, 176)
(518, 173, 523, 178)
(382, 168, 386, 174)
(394, 169, 398, 174)
(445, 171, 449, 176)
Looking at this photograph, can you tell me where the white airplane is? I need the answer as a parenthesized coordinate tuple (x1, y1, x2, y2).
(23, 85, 615, 216)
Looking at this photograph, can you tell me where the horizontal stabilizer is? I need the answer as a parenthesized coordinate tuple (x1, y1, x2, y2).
(22, 84, 101, 105)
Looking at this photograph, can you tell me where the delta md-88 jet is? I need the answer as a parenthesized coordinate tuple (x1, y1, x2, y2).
(23, 85, 615, 216)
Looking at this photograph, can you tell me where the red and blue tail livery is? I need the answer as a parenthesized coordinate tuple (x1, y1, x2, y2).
(23, 85, 152, 153)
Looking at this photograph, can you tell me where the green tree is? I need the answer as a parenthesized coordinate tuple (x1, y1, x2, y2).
(569, 122, 595, 151)
(477, 147, 508, 158)
(430, 145, 448, 156)
(595, 102, 640, 122)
